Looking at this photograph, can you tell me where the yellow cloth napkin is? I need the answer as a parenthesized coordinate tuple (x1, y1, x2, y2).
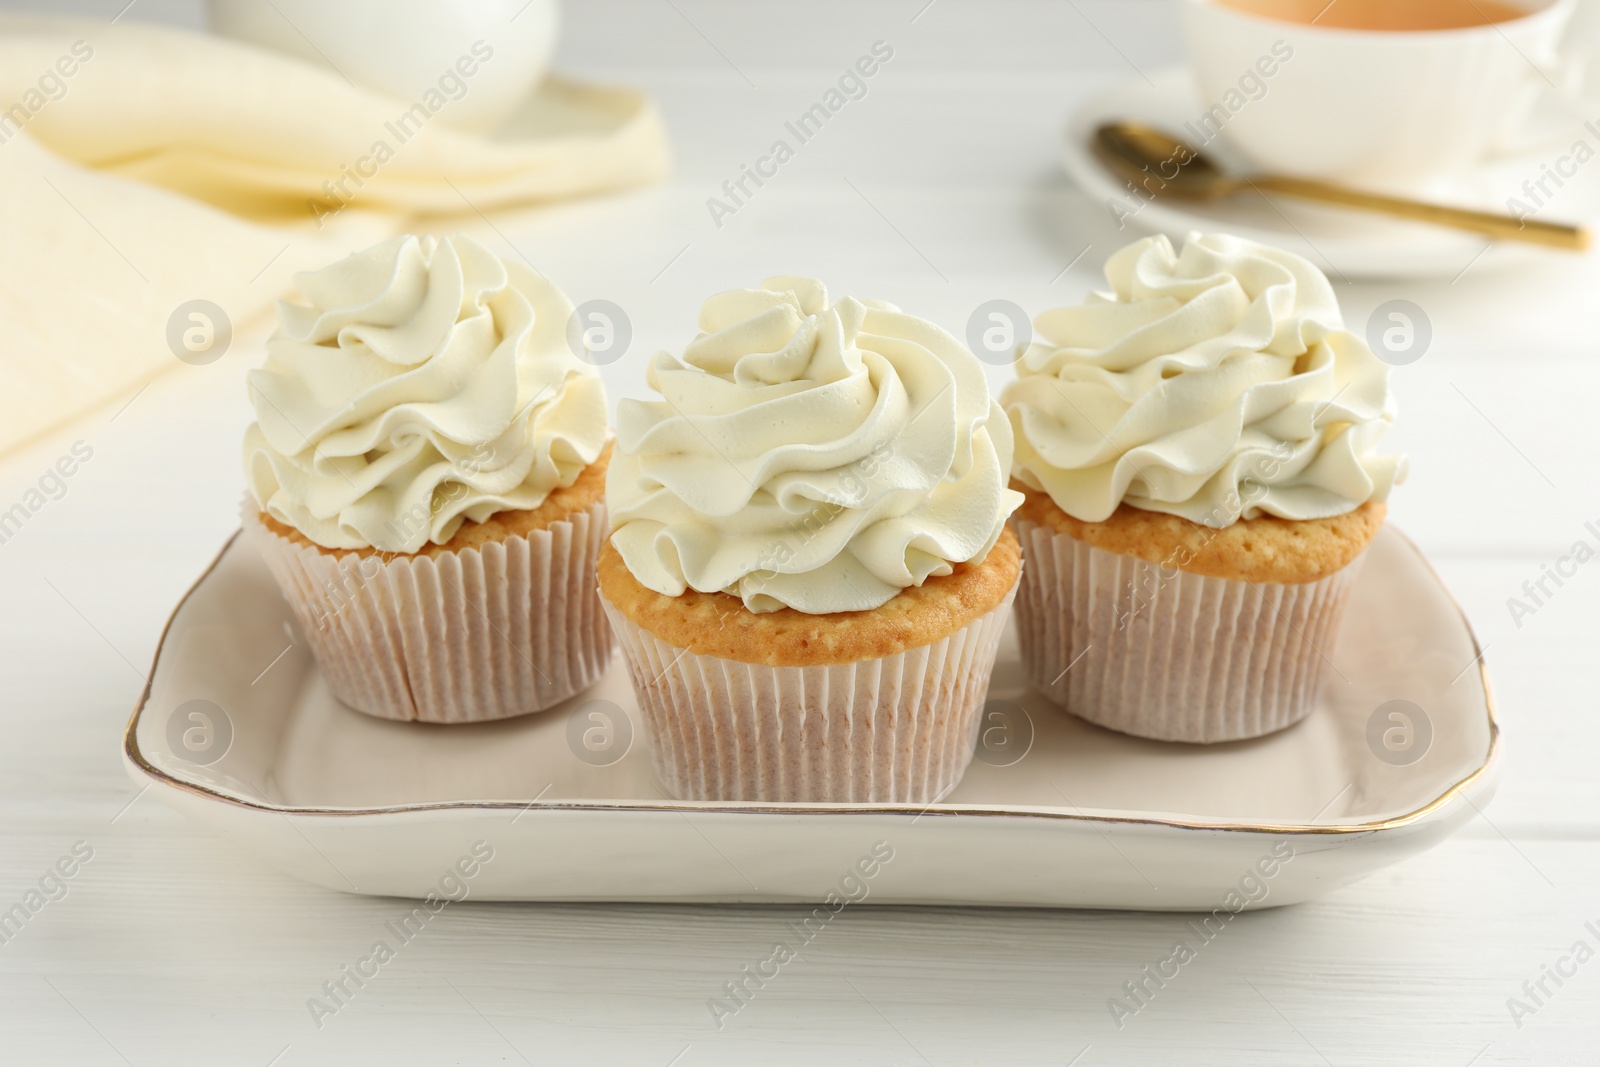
(0, 15, 670, 458)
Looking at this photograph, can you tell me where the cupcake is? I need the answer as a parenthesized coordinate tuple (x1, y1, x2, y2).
(242, 233, 613, 724)
(1002, 233, 1405, 743)
(601, 277, 1023, 803)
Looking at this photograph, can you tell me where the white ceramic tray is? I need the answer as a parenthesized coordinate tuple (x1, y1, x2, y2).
(123, 527, 1496, 910)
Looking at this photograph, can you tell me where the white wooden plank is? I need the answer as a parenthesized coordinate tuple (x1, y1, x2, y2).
(0, 826, 1596, 1066)
(1, 0, 1595, 1061)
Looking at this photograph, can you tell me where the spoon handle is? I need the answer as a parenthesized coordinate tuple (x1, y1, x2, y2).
(1253, 175, 1590, 251)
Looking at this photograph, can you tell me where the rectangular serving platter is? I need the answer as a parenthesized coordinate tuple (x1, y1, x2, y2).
(123, 526, 1496, 910)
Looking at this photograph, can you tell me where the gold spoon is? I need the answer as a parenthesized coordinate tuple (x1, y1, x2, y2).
(1094, 121, 1590, 251)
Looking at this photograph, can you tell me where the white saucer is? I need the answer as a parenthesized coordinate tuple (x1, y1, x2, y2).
(1062, 66, 1600, 280)
(123, 527, 1496, 910)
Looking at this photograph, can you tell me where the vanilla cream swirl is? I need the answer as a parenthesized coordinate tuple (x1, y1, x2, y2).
(244, 233, 607, 553)
(1003, 233, 1405, 526)
(607, 276, 1022, 615)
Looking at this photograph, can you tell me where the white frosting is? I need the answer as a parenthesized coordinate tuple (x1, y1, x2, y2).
(607, 276, 1022, 615)
(244, 233, 607, 553)
(1003, 233, 1405, 526)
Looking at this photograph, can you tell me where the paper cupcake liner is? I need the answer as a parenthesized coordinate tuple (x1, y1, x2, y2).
(1013, 519, 1364, 743)
(243, 501, 614, 724)
(599, 586, 1017, 804)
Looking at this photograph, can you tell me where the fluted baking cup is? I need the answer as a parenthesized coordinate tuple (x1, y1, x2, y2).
(243, 501, 613, 724)
(600, 586, 1016, 803)
(1013, 519, 1364, 743)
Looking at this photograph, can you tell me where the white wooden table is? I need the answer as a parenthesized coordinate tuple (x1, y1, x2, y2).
(3, 1, 1599, 1063)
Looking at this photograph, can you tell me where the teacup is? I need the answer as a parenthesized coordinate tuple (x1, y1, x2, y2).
(207, 0, 559, 133)
(1178, 0, 1578, 186)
